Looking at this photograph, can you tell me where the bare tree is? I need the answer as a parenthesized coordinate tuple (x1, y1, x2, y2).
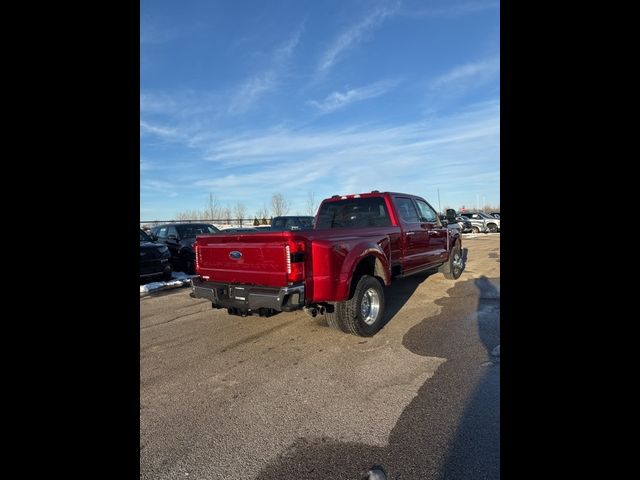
(271, 193, 290, 217)
(175, 209, 200, 221)
(482, 204, 498, 213)
(305, 191, 318, 216)
(256, 204, 270, 222)
(207, 192, 224, 220)
(222, 207, 232, 225)
(233, 202, 247, 226)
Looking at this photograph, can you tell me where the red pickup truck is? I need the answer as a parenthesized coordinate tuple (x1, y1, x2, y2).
(190, 192, 464, 336)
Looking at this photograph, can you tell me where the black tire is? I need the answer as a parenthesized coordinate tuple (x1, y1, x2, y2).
(181, 251, 195, 274)
(325, 275, 385, 337)
(487, 223, 498, 233)
(440, 241, 464, 280)
(471, 226, 480, 234)
(162, 270, 173, 282)
(325, 306, 347, 332)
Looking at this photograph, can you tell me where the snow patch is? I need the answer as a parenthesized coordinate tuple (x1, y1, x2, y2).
(140, 271, 198, 296)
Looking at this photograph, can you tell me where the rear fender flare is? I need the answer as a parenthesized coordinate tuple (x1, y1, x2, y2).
(339, 241, 391, 300)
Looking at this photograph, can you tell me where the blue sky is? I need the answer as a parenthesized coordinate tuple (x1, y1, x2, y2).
(140, 0, 500, 220)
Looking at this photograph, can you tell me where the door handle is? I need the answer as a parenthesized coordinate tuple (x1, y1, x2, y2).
(406, 232, 415, 236)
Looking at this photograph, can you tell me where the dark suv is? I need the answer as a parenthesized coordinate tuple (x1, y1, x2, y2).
(270, 216, 314, 231)
(150, 223, 220, 274)
(139, 229, 172, 281)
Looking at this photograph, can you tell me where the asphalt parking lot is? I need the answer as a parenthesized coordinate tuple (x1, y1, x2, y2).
(140, 234, 500, 480)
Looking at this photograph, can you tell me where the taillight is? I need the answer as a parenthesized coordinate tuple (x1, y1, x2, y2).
(285, 240, 305, 283)
(194, 242, 200, 272)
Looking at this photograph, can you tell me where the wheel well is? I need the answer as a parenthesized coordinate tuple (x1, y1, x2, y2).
(349, 255, 386, 298)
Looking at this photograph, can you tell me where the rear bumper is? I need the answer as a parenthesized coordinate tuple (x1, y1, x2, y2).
(190, 277, 305, 312)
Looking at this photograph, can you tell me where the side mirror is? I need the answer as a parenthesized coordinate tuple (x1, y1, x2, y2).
(446, 208, 457, 223)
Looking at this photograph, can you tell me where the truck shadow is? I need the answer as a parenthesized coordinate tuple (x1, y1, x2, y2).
(380, 248, 468, 330)
(255, 275, 499, 480)
(381, 270, 434, 329)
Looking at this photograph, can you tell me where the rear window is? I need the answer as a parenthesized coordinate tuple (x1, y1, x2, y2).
(315, 197, 391, 229)
(177, 224, 219, 238)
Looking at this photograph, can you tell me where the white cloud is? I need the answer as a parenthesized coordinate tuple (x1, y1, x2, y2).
(306, 80, 399, 114)
(318, 2, 400, 73)
(201, 99, 498, 165)
(140, 179, 179, 197)
(228, 73, 278, 114)
(140, 159, 154, 171)
(140, 96, 499, 215)
(228, 26, 304, 114)
(140, 121, 183, 140)
(431, 57, 500, 89)
(188, 100, 500, 208)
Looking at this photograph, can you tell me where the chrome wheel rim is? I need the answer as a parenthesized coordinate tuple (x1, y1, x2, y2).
(361, 288, 380, 325)
(453, 250, 463, 274)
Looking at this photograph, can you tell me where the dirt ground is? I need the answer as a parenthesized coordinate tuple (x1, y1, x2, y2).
(140, 234, 500, 479)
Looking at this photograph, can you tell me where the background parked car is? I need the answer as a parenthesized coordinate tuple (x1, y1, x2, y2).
(459, 212, 500, 233)
(457, 213, 487, 234)
(139, 229, 172, 281)
(440, 214, 473, 233)
(150, 223, 220, 274)
(455, 216, 473, 233)
(220, 227, 258, 233)
(270, 216, 314, 231)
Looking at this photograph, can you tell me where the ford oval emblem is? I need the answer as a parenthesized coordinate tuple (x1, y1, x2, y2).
(229, 251, 243, 260)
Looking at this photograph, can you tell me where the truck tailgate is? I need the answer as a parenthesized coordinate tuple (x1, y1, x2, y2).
(195, 232, 291, 287)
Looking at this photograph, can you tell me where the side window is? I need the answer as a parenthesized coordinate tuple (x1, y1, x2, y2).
(167, 226, 178, 238)
(415, 200, 438, 223)
(395, 197, 420, 223)
(158, 227, 168, 239)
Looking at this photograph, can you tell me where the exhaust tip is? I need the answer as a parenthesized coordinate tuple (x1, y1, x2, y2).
(304, 307, 318, 318)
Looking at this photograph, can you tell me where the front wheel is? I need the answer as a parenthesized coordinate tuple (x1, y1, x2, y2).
(471, 226, 480, 234)
(325, 275, 386, 337)
(487, 223, 498, 233)
(440, 242, 464, 280)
